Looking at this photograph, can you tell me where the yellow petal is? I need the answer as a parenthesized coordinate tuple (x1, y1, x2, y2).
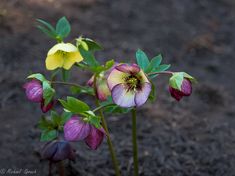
(107, 69, 129, 90)
(62, 51, 83, 70)
(48, 43, 78, 55)
(138, 70, 150, 83)
(45, 53, 64, 70)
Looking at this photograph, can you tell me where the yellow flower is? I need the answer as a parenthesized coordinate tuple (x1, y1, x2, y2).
(45, 43, 83, 70)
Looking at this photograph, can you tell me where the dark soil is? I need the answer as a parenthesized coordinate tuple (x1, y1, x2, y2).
(1, 0, 235, 175)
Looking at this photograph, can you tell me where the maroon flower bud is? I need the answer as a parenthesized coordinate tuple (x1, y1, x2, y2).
(23, 80, 43, 103)
(40, 99, 55, 113)
(85, 126, 105, 150)
(41, 140, 76, 162)
(169, 78, 192, 101)
(64, 116, 91, 141)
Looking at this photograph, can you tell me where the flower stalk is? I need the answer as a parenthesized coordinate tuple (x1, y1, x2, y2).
(131, 108, 139, 176)
(94, 75, 121, 176)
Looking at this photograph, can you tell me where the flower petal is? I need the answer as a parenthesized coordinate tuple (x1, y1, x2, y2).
(48, 43, 78, 55)
(85, 126, 105, 150)
(46, 53, 64, 70)
(138, 70, 150, 83)
(62, 51, 83, 70)
(111, 83, 136, 108)
(135, 82, 151, 107)
(115, 64, 140, 74)
(107, 68, 128, 90)
(64, 117, 91, 141)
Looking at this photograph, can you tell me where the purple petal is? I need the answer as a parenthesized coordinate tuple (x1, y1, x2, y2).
(87, 75, 94, 87)
(134, 82, 152, 107)
(107, 69, 127, 90)
(111, 83, 136, 108)
(64, 116, 91, 141)
(96, 78, 111, 101)
(181, 79, 192, 96)
(115, 64, 140, 74)
(85, 126, 105, 150)
(169, 86, 184, 101)
(23, 80, 43, 102)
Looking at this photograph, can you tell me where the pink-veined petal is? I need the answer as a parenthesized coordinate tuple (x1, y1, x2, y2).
(85, 126, 105, 150)
(134, 82, 152, 107)
(115, 64, 140, 74)
(111, 83, 136, 108)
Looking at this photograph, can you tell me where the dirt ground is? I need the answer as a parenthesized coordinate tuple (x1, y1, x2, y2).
(0, 0, 235, 175)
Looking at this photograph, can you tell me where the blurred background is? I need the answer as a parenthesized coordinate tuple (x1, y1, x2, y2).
(0, 0, 235, 175)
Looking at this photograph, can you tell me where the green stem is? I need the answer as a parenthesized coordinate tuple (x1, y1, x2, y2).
(147, 71, 173, 76)
(93, 103, 116, 113)
(57, 161, 65, 176)
(132, 108, 138, 176)
(94, 75, 121, 176)
(50, 81, 84, 89)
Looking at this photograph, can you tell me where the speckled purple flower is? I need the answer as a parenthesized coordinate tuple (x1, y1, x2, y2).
(107, 64, 151, 108)
(169, 78, 192, 101)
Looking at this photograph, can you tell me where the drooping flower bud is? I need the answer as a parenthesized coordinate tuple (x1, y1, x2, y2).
(87, 73, 111, 101)
(169, 78, 192, 101)
(41, 140, 76, 162)
(40, 99, 55, 113)
(23, 80, 43, 103)
(85, 126, 105, 150)
(64, 116, 91, 141)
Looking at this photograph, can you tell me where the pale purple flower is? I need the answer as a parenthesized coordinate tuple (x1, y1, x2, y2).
(23, 80, 43, 102)
(169, 78, 192, 101)
(107, 63, 151, 108)
(41, 140, 76, 162)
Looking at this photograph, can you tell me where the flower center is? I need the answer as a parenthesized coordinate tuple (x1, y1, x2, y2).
(57, 51, 68, 58)
(125, 75, 141, 91)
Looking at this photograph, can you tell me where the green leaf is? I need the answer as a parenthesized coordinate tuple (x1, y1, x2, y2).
(70, 86, 94, 95)
(51, 111, 61, 125)
(38, 116, 54, 130)
(81, 41, 89, 51)
(27, 73, 46, 82)
(183, 72, 197, 83)
(36, 19, 56, 32)
(61, 112, 72, 125)
(153, 64, 171, 72)
(40, 129, 57, 142)
(148, 81, 156, 102)
(56, 16, 71, 39)
(136, 49, 150, 70)
(42, 81, 55, 106)
(36, 25, 57, 39)
(79, 48, 99, 67)
(169, 72, 184, 90)
(59, 97, 90, 114)
(82, 38, 103, 51)
(145, 54, 162, 73)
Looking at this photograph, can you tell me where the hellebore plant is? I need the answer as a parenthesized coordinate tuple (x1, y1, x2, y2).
(24, 17, 196, 176)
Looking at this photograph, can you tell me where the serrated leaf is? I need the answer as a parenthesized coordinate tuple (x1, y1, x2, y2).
(27, 73, 46, 82)
(70, 86, 94, 95)
(136, 49, 150, 70)
(40, 130, 57, 142)
(145, 54, 162, 73)
(38, 116, 54, 130)
(51, 111, 61, 125)
(56, 16, 71, 39)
